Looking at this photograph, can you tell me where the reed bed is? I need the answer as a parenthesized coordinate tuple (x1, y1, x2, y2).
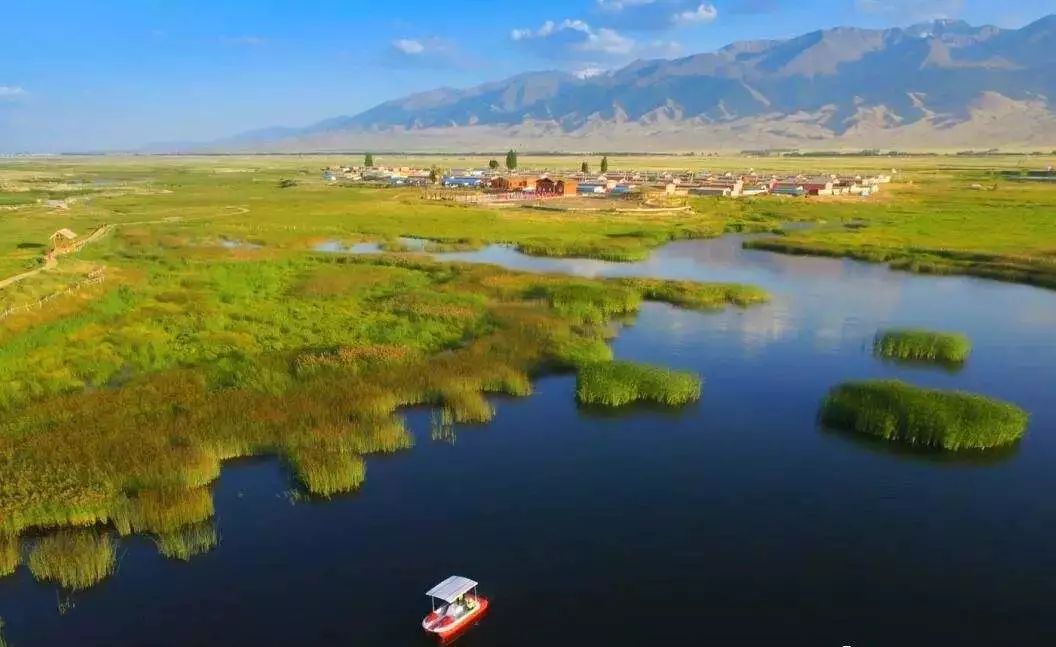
(0, 535, 19, 577)
(27, 530, 117, 590)
(577, 361, 702, 407)
(820, 380, 1029, 450)
(287, 447, 366, 498)
(154, 521, 219, 561)
(440, 389, 495, 424)
(873, 328, 972, 363)
(615, 278, 770, 309)
(0, 195, 765, 565)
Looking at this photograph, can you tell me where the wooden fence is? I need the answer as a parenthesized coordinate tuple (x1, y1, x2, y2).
(0, 269, 106, 323)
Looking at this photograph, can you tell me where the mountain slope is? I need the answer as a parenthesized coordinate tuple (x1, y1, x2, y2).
(215, 16, 1056, 152)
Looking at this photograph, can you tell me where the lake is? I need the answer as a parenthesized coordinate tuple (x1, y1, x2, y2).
(3, 236, 1055, 645)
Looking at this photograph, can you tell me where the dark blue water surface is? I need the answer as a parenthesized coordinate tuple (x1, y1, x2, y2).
(3, 237, 1056, 646)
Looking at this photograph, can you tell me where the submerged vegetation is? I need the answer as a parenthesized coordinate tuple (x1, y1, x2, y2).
(820, 380, 1029, 451)
(577, 361, 703, 407)
(873, 329, 972, 363)
(27, 530, 117, 590)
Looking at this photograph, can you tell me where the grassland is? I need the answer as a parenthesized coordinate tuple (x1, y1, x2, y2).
(0, 155, 776, 582)
(576, 361, 703, 407)
(820, 380, 1029, 451)
(154, 521, 219, 561)
(874, 329, 972, 363)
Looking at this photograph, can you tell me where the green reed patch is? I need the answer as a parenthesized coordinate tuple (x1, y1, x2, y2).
(577, 361, 702, 407)
(117, 487, 215, 535)
(287, 447, 366, 498)
(819, 380, 1028, 451)
(873, 328, 972, 363)
(27, 530, 117, 590)
(0, 535, 19, 577)
(154, 521, 219, 561)
(616, 278, 770, 309)
(440, 389, 495, 424)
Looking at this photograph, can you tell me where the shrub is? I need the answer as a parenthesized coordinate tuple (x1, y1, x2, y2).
(874, 329, 972, 363)
(27, 530, 116, 590)
(820, 380, 1028, 450)
(577, 361, 702, 407)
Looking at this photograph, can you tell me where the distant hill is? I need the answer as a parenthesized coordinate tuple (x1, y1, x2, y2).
(199, 16, 1056, 152)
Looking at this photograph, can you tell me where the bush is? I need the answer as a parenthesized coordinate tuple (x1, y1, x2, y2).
(577, 361, 702, 407)
(820, 380, 1028, 450)
(874, 329, 972, 363)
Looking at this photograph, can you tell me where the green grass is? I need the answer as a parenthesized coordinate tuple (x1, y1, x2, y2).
(820, 380, 1029, 451)
(154, 521, 219, 561)
(0, 535, 18, 577)
(873, 329, 972, 363)
(27, 530, 116, 590)
(576, 361, 702, 407)
(287, 447, 366, 498)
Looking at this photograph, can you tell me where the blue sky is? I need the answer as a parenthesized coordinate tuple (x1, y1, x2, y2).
(1, 0, 1053, 151)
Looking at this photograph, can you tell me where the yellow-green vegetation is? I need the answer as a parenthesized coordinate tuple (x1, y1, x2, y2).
(820, 380, 1029, 451)
(154, 521, 219, 561)
(739, 166, 1056, 288)
(0, 535, 19, 577)
(874, 329, 972, 363)
(27, 530, 117, 590)
(287, 446, 367, 497)
(615, 278, 769, 309)
(577, 361, 703, 407)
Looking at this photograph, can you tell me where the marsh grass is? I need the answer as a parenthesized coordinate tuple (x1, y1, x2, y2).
(0, 164, 771, 564)
(440, 390, 495, 424)
(820, 380, 1029, 451)
(27, 530, 116, 590)
(287, 447, 366, 498)
(615, 278, 769, 309)
(154, 521, 219, 561)
(873, 328, 972, 363)
(577, 361, 702, 407)
(0, 535, 19, 577)
(117, 487, 215, 535)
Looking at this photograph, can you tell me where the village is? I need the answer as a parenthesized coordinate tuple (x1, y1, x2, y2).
(322, 158, 893, 203)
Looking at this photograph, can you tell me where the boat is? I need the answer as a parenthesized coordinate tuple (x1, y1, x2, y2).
(422, 575, 489, 641)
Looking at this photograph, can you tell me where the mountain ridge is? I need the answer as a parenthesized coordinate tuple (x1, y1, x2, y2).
(192, 16, 1056, 152)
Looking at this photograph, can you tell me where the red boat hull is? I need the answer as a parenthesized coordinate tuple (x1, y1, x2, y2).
(423, 595, 489, 642)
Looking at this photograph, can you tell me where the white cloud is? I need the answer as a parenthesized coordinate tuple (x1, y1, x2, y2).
(596, 0, 719, 30)
(392, 38, 426, 55)
(384, 37, 457, 68)
(511, 19, 635, 58)
(0, 86, 27, 99)
(676, 3, 719, 24)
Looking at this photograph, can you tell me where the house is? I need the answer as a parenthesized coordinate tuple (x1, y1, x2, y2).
(489, 176, 535, 192)
(50, 228, 78, 252)
(535, 177, 577, 196)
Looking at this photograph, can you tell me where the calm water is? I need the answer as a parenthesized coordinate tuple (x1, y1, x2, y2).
(3, 237, 1056, 646)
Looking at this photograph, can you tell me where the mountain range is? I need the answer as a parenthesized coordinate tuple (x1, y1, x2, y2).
(197, 15, 1056, 152)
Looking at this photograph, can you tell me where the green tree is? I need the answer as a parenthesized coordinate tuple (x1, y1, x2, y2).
(489, 159, 500, 170)
(364, 153, 374, 167)
(581, 161, 589, 173)
(428, 166, 441, 184)
(600, 156, 609, 173)
(505, 150, 518, 171)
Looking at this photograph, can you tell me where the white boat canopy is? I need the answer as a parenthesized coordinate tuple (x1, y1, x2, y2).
(426, 576, 478, 603)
